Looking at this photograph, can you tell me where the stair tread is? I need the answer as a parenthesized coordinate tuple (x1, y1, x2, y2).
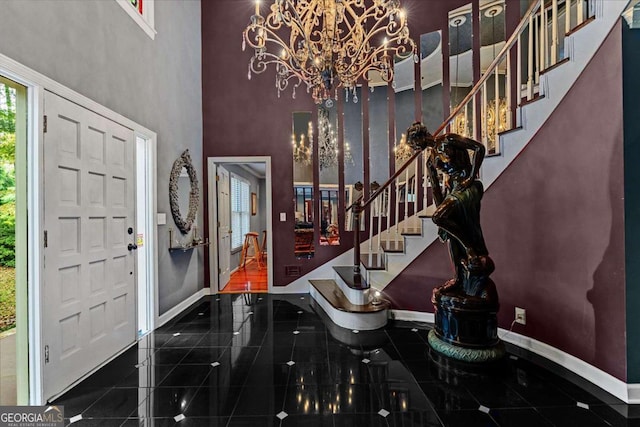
(333, 266, 368, 290)
(418, 205, 437, 218)
(401, 226, 422, 236)
(360, 253, 385, 270)
(309, 280, 388, 313)
(380, 240, 404, 253)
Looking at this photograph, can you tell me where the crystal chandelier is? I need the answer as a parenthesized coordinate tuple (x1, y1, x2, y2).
(393, 133, 413, 162)
(318, 107, 337, 169)
(293, 121, 313, 165)
(242, 0, 417, 106)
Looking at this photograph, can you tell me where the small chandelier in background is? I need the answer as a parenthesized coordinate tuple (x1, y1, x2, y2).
(393, 133, 413, 162)
(293, 121, 312, 165)
(318, 107, 337, 170)
(242, 0, 417, 106)
(482, 97, 509, 152)
(344, 141, 355, 166)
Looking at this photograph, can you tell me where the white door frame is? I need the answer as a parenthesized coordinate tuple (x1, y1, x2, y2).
(207, 156, 273, 294)
(0, 53, 158, 405)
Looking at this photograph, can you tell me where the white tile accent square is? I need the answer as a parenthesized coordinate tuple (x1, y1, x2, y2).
(211, 362, 220, 367)
(378, 409, 390, 417)
(69, 415, 83, 423)
(577, 402, 589, 410)
(287, 360, 296, 366)
(277, 411, 288, 420)
(174, 414, 185, 422)
(479, 405, 490, 414)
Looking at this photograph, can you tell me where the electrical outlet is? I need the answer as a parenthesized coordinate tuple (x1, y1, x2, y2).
(515, 307, 526, 325)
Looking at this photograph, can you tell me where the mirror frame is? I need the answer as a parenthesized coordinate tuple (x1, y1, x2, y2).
(169, 149, 199, 234)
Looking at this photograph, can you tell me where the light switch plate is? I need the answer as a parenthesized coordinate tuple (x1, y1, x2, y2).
(280, 212, 287, 221)
(157, 213, 166, 225)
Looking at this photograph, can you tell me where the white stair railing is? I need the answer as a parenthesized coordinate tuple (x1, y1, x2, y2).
(355, 0, 599, 274)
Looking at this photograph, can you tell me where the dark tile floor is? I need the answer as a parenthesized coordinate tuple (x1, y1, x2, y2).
(54, 293, 640, 426)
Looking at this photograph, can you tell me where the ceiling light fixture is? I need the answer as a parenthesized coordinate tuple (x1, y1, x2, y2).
(243, 0, 417, 106)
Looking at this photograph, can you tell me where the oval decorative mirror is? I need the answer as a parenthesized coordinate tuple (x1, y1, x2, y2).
(169, 149, 199, 234)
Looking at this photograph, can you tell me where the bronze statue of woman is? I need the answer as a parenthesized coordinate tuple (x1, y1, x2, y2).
(406, 122, 494, 298)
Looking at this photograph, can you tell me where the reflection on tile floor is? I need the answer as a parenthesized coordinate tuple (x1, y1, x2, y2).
(53, 293, 640, 426)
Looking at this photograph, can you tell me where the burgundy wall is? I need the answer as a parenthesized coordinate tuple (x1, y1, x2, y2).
(385, 22, 627, 381)
(201, 0, 497, 287)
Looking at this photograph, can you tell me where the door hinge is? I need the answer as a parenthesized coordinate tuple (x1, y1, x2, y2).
(218, 268, 221, 274)
(44, 230, 48, 248)
(43, 115, 47, 133)
(217, 221, 220, 228)
(45, 345, 50, 364)
(216, 175, 220, 181)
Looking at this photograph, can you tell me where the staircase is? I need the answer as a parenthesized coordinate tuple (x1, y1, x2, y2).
(307, 0, 630, 329)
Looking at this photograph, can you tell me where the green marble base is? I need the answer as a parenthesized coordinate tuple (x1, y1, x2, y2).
(428, 329, 505, 363)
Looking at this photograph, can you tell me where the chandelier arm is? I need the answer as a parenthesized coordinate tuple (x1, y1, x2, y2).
(249, 26, 321, 83)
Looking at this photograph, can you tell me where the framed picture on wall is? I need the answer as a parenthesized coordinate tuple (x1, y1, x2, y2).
(251, 192, 257, 216)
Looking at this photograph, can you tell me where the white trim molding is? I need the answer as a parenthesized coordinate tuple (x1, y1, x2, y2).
(391, 307, 639, 404)
(115, 0, 156, 40)
(391, 310, 434, 324)
(157, 289, 207, 328)
(500, 329, 639, 404)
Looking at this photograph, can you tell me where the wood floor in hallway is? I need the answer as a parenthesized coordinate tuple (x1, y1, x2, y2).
(220, 260, 267, 293)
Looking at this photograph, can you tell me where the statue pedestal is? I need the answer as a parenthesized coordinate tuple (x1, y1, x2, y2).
(429, 280, 505, 363)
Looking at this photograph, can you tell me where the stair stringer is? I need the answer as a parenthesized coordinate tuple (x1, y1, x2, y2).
(279, 0, 628, 294)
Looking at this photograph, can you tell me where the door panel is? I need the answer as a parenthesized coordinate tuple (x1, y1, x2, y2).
(217, 166, 231, 290)
(43, 91, 136, 400)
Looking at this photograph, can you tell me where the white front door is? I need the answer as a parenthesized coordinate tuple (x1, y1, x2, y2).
(42, 91, 136, 400)
(217, 166, 231, 290)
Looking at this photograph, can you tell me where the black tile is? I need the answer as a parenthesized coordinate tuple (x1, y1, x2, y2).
(159, 365, 212, 387)
(280, 414, 334, 426)
(56, 294, 640, 427)
(125, 417, 229, 427)
(332, 413, 395, 426)
(419, 381, 479, 411)
(489, 408, 555, 427)
(195, 332, 234, 347)
(66, 418, 130, 426)
(463, 379, 529, 409)
(54, 387, 111, 417)
(82, 388, 145, 418)
(232, 385, 286, 416)
(162, 334, 205, 348)
(437, 409, 499, 427)
(590, 404, 640, 427)
(536, 406, 612, 426)
(142, 387, 198, 418)
(148, 348, 191, 365)
(226, 415, 278, 426)
(184, 386, 242, 417)
(282, 384, 381, 415)
(116, 365, 175, 388)
(180, 347, 228, 364)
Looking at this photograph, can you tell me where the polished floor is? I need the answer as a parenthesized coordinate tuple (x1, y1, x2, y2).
(54, 293, 640, 426)
(221, 261, 267, 293)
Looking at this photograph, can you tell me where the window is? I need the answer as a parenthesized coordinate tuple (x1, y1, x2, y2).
(115, 0, 156, 39)
(231, 174, 251, 250)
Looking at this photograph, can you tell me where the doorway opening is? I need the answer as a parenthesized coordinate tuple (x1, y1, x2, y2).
(208, 157, 272, 294)
(0, 75, 27, 405)
(135, 134, 156, 336)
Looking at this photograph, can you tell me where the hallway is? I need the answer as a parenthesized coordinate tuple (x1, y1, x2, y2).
(52, 293, 638, 426)
(221, 260, 267, 293)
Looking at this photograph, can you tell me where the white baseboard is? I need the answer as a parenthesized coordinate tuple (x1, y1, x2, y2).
(390, 310, 434, 324)
(156, 288, 207, 328)
(391, 309, 638, 403)
(497, 328, 633, 402)
(628, 384, 640, 404)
